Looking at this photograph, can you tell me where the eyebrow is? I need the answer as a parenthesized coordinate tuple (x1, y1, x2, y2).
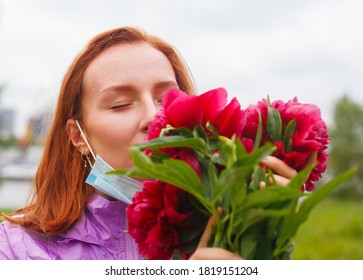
(97, 81, 179, 106)
(100, 80, 178, 95)
(153, 80, 179, 90)
(100, 84, 134, 95)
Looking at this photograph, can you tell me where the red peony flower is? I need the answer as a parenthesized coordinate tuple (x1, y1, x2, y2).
(214, 97, 246, 138)
(148, 88, 245, 140)
(127, 180, 194, 260)
(241, 97, 329, 191)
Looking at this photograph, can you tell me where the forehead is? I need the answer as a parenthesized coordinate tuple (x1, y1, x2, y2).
(84, 42, 173, 80)
(80, 41, 176, 101)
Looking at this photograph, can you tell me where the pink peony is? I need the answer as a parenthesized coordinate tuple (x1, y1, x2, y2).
(148, 88, 245, 140)
(241, 97, 329, 191)
(127, 180, 192, 260)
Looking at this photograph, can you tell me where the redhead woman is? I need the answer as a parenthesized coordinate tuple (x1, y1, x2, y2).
(0, 27, 298, 259)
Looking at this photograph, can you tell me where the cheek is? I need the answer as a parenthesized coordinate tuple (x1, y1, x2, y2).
(86, 115, 141, 169)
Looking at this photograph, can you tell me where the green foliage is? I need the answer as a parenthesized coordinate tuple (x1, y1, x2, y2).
(267, 107, 282, 142)
(293, 197, 363, 259)
(329, 95, 363, 199)
(0, 136, 17, 147)
(0, 209, 14, 222)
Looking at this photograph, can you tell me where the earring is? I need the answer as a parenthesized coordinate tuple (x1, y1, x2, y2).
(81, 151, 90, 168)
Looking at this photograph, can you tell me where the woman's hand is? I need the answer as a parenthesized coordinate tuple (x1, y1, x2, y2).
(259, 152, 318, 188)
(189, 152, 318, 260)
(189, 209, 243, 260)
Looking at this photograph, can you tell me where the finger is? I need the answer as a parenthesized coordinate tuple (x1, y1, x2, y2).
(259, 174, 290, 189)
(260, 156, 297, 179)
(304, 152, 318, 169)
(301, 152, 318, 182)
(197, 208, 222, 248)
(271, 174, 290, 186)
(197, 216, 215, 248)
(189, 247, 243, 260)
(259, 181, 266, 189)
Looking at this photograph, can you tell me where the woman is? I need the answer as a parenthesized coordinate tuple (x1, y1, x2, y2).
(0, 26, 298, 259)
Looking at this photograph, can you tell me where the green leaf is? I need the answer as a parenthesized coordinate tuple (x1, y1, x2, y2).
(253, 112, 263, 150)
(134, 147, 200, 189)
(114, 146, 215, 211)
(266, 216, 282, 240)
(217, 166, 250, 209)
(274, 167, 356, 256)
(149, 148, 170, 161)
(235, 138, 248, 159)
(161, 125, 193, 138)
(253, 225, 274, 259)
(286, 167, 313, 190)
(266, 95, 271, 106)
(201, 160, 218, 202)
(236, 143, 275, 167)
(294, 167, 357, 231)
(239, 187, 303, 210)
(181, 237, 200, 256)
(282, 119, 296, 153)
(239, 226, 258, 259)
(213, 136, 237, 168)
(248, 165, 267, 191)
(267, 107, 282, 142)
(133, 135, 209, 156)
(193, 124, 209, 142)
(178, 212, 208, 243)
(235, 208, 290, 240)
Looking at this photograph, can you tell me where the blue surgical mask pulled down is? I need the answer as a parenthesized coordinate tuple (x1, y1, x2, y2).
(75, 120, 143, 204)
(86, 155, 142, 204)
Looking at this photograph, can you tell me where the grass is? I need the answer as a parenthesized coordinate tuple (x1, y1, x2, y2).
(292, 197, 363, 259)
(0, 209, 15, 222)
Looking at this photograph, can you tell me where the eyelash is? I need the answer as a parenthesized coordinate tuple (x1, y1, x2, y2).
(110, 96, 163, 110)
(110, 104, 131, 110)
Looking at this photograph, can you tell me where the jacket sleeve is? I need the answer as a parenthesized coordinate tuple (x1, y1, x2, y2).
(0, 221, 16, 259)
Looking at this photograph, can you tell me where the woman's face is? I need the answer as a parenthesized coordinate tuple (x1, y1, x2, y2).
(81, 42, 178, 169)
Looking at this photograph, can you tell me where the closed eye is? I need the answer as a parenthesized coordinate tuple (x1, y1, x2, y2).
(155, 92, 168, 106)
(110, 104, 132, 110)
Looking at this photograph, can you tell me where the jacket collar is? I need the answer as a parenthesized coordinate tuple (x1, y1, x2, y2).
(59, 193, 127, 246)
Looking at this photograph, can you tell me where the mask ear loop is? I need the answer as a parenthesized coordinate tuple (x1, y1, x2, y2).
(75, 119, 95, 167)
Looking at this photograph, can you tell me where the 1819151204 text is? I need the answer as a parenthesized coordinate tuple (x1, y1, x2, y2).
(198, 266, 258, 276)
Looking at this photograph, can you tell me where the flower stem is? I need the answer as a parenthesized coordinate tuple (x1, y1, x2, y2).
(211, 210, 224, 248)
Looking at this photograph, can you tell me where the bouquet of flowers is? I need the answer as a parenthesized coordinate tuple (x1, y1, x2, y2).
(115, 88, 355, 260)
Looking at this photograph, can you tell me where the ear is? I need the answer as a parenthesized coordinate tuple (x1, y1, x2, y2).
(66, 119, 90, 155)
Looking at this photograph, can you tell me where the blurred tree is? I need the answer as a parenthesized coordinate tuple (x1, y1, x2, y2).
(328, 95, 363, 199)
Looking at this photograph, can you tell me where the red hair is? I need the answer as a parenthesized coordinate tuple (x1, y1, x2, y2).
(5, 26, 196, 235)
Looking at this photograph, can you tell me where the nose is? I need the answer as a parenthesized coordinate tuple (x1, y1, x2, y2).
(139, 99, 159, 133)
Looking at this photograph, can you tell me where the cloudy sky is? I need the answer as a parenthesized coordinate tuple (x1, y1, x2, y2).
(1, 0, 362, 136)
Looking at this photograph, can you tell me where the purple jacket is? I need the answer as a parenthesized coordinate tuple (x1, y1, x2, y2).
(0, 193, 142, 260)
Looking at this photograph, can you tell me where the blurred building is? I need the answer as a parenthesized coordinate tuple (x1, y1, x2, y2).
(23, 111, 53, 145)
(0, 108, 15, 139)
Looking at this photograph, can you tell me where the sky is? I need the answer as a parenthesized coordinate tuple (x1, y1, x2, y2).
(0, 0, 363, 137)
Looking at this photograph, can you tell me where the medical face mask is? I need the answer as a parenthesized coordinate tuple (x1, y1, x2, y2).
(75, 120, 143, 204)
